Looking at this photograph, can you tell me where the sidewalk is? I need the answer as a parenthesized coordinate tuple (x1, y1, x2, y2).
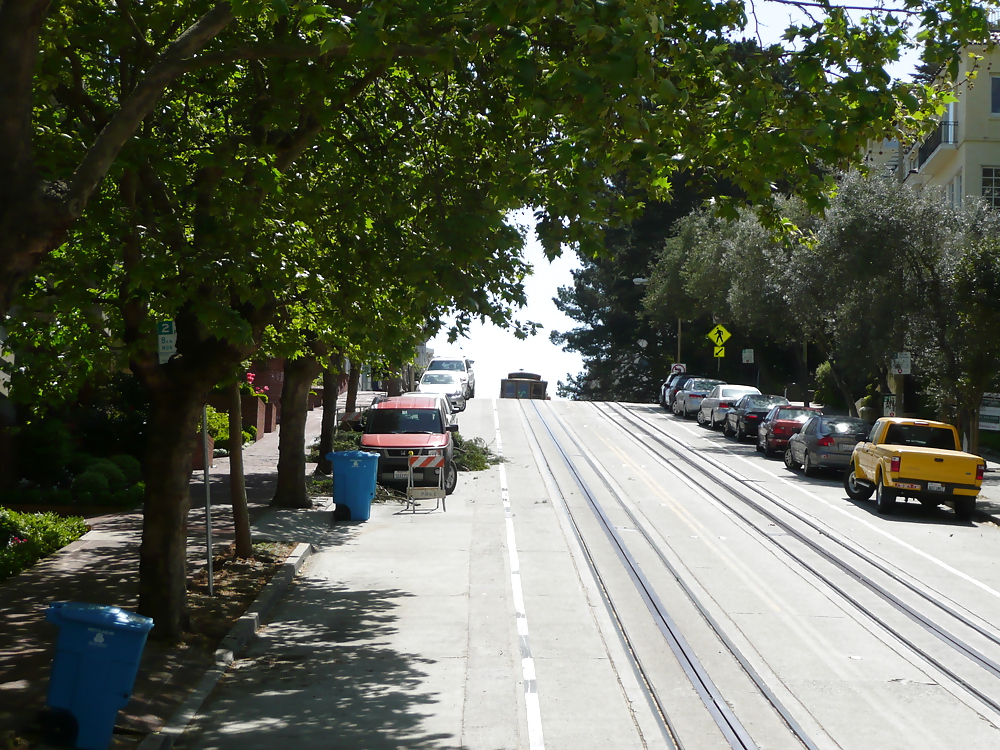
(0, 391, 383, 747)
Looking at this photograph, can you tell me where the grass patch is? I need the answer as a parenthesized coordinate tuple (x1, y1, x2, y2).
(0, 508, 89, 581)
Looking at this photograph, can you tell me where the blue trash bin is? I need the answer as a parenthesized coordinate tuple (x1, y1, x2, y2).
(45, 602, 154, 750)
(328, 450, 378, 521)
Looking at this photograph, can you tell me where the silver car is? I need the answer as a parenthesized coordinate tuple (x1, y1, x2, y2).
(784, 415, 869, 475)
(673, 378, 725, 418)
(697, 384, 761, 428)
(416, 371, 467, 412)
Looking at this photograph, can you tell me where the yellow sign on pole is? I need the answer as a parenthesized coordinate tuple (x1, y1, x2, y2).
(714, 346, 725, 358)
(707, 324, 731, 346)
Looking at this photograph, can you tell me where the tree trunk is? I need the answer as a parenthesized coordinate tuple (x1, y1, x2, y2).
(826, 360, 858, 417)
(345, 360, 360, 414)
(138, 380, 205, 640)
(0, 394, 15, 490)
(314, 356, 342, 475)
(228, 379, 252, 558)
(272, 354, 323, 508)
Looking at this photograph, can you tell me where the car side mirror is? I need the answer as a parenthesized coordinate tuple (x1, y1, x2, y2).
(447, 423, 458, 432)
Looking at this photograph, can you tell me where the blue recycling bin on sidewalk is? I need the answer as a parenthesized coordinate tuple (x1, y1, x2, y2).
(45, 602, 154, 750)
(328, 450, 379, 521)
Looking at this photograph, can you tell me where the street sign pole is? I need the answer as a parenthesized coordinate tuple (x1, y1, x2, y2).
(201, 404, 214, 596)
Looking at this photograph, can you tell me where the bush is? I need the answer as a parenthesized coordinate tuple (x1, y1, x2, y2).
(72, 471, 109, 500)
(16, 419, 75, 487)
(110, 454, 143, 485)
(0, 508, 89, 580)
(86, 460, 128, 492)
(453, 433, 504, 472)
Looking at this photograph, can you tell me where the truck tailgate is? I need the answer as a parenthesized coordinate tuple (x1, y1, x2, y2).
(886, 446, 982, 492)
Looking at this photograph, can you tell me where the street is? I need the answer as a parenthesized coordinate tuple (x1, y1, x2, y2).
(176, 398, 1000, 749)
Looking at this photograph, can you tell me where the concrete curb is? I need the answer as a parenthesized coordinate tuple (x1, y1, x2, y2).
(137, 542, 314, 750)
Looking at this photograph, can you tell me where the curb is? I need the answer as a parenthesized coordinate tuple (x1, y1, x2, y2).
(136, 541, 314, 750)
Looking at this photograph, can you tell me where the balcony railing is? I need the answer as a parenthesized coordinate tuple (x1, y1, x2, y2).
(917, 121, 958, 168)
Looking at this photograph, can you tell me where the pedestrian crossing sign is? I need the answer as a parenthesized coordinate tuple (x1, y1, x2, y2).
(714, 346, 725, 358)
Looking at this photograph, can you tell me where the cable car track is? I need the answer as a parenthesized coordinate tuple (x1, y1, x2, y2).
(598, 401, 1000, 720)
(523, 400, 823, 750)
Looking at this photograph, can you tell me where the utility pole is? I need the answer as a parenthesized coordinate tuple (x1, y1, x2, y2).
(677, 318, 682, 364)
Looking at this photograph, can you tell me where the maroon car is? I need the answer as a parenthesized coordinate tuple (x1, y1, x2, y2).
(756, 405, 823, 457)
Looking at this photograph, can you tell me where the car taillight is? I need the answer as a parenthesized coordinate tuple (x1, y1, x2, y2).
(977, 463, 985, 481)
(816, 436, 834, 447)
(718, 401, 730, 409)
(890, 456, 901, 473)
(773, 425, 789, 435)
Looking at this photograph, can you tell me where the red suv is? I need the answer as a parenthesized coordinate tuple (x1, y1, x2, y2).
(360, 395, 458, 494)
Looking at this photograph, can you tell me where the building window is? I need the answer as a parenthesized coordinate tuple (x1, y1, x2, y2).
(993, 77, 1000, 114)
(983, 167, 1000, 208)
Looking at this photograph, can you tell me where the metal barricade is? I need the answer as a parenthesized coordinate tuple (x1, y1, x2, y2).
(405, 455, 446, 512)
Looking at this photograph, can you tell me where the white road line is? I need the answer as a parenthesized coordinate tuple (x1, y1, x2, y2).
(494, 399, 545, 750)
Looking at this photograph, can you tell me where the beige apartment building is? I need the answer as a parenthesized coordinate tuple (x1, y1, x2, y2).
(867, 32, 1000, 207)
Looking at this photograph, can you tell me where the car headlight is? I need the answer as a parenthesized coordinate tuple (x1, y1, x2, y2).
(423, 448, 444, 456)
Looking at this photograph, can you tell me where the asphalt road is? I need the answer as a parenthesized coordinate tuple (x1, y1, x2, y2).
(176, 398, 1000, 750)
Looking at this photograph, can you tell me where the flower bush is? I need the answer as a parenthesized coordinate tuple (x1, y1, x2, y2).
(0, 508, 89, 580)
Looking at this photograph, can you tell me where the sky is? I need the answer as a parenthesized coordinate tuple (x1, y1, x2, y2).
(425, 213, 585, 400)
(427, 7, 925, 400)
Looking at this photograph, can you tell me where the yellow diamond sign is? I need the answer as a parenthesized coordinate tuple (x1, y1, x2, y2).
(707, 324, 731, 346)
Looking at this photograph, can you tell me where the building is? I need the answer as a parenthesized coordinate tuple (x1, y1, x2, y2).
(867, 27, 1000, 207)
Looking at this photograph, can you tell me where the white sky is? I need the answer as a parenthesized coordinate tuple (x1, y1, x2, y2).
(428, 7, 924, 400)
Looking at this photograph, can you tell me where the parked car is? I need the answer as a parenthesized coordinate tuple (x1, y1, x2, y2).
(724, 394, 789, 440)
(663, 372, 700, 410)
(359, 395, 458, 494)
(784, 415, 869, 475)
(673, 378, 725, 418)
(756, 405, 823, 457)
(425, 357, 476, 398)
(697, 385, 761, 428)
(415, 371, 467, 412)
(844, 417, 985, 519)
(399, 392, 457, 425)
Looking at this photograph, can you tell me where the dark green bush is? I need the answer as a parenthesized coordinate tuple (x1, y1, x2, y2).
(0, 508, 89, 580)
(86, 460, 127, 492)
(16, 419, 75, 486)
(110, 454, 143, 485)
(72, 471, 109, 499)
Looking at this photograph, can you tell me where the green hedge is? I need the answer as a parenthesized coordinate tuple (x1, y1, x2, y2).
(0, 508, 89, 581)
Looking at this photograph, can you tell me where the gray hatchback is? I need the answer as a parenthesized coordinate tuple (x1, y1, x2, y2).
(784, 415, 869, 475)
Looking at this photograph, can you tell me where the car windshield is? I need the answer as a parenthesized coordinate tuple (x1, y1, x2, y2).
(427, 360, 465, 372)
(823, 418, 867, 435)
(421, 372, 459, 385)
(746, 395, 787, 408)
(689, 379, 723, 390)
(366, 408, 443, 434)
(774, 408, 816, 422)
(883, 424, 957, 450)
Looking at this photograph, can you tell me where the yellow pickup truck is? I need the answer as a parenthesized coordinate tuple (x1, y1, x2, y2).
(843, 417, 985, 520)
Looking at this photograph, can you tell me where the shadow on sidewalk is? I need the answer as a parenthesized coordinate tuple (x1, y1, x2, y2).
(176, 577, 455, 750)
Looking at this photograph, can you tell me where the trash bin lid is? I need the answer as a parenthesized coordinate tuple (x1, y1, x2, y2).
(47, 602, 154, 632)
(327, 450, 379, 461)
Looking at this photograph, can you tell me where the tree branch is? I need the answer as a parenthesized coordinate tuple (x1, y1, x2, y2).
(66, 2, 236, 220)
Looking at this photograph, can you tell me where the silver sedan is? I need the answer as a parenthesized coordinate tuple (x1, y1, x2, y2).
(416, 371, 467, 412)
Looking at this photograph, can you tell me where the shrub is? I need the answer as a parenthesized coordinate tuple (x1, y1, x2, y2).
(0, 508, 89, 580)
(72, 471, 109, 499)
(16, 419, 75, 487)
(125, 482, 145, 506)
(85, 460, 128, 493)
(110, 454, 143, 485)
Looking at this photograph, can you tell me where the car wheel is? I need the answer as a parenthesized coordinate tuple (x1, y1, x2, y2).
(843, 464, 875, 500)
(444, 460, 458, 495)
(784, 448, 800, 471)
(954, 497, 975, 522)
(736, 422, 746, 441)
(875, 475, 896, 514)
(802, 451, 816, 477)
(722, 419, 735, 438)
(697, 409, 708, 427)
(763, 437, 776, 458)
(755, 432, 764, 452)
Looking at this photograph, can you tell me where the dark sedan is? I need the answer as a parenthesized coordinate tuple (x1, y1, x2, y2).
(785, 415, 870, 475)
(757, 405, 823, 457)
(723, 394, 789, 440)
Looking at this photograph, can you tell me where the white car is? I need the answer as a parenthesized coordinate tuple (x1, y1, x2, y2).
(425, 357, 476, 398)
(416, 371, 467, 412)
(697, 385, 762, 428)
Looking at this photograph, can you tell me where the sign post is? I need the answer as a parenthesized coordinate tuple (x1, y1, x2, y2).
(981, 393, 1000, 432)
(707, 325, 730, 372)
(158, 321, 177, 364)
(883, 394, 897, 417)
(891, 351, 911, 375)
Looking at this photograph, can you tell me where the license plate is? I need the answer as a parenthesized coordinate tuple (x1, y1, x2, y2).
(928, 482, 945, 492)
(394, 470, 410, 480)
(838, 442, 855, 451)
(895, 482, 921, 491)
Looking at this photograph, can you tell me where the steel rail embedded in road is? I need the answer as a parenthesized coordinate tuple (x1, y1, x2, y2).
(604, 402, 1000, 718)
(526, 400, 821, 750)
